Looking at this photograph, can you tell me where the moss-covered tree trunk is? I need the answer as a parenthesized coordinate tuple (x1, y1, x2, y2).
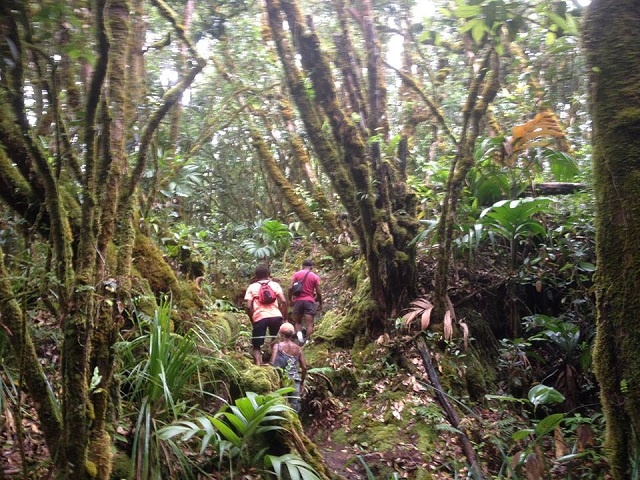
(583, 2, 640, 478)
(0, 1, 205, 478)
(263, 0, 420, 333)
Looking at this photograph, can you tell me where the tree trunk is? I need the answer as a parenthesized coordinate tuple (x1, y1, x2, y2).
(433, 48, 500, 318)
(0, 1, 205, 477)
(584, 2, 640, 478)
(264, 0, 420, 333)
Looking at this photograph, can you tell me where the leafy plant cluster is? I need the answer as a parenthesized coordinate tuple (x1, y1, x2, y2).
(485, 384, 607, 479)
(114, 300, 320, 479)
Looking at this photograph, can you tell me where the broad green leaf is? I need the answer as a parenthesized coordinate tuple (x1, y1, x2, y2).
(221, 411, 247, 434)
(535, 413, 564, 436)
(565, 14, 580, 35)
(211, 417, 242, 447)
(547, 12, 568, 31)
(471, 20, 487, 43)
(453, 5, 481, 18)
(578, 262, 596, 272)
(546, 31, 556, 46)
(512, 428, 534, 441)
(528, 384, 565, 406)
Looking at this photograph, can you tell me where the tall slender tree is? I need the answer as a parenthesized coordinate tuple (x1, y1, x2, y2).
(584, 1, 640, 478)
(0, 1, 204, 478)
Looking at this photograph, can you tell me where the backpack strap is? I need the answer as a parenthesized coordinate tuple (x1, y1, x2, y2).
(296, 270, 311, 288)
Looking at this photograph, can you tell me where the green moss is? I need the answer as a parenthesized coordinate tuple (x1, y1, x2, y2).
(131, 290, 158, 320)
(132, 233, 180, 300)
(89, 431, 113, 480)
(348, 396, 439, 454)
(464, 349, 494, 401)
(109, 450, 132, 480)
(236, 359, 280, 394)
(314, 310, 360, 346)
(85, 460, 98, 478)
(350, 339, 379, 371)
(314, 258, 379, 347)
(204, 311, 235, 345)
(395, 250, 410, 263)
(301, 342, 331, 366)
(177, 279, 204, 310)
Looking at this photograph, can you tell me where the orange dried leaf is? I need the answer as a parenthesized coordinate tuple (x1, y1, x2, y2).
(524, 452, 545, 479)
(403, 310, 420, 324)
(459, 321, 470, 350)
(554, 427, 568, 458)
(421, 306, 433, 330)
(411, 298, 433, 309)
(443, 310, 453, 341)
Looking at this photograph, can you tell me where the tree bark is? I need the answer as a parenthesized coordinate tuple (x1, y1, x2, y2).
(0, 1, 205, 477)
(584, 2, 640, 478)
(433, 48, 500, 319)
(264, 0, 419, 332)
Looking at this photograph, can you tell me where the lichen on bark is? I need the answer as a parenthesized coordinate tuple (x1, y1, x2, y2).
(584, 1, 640, 477)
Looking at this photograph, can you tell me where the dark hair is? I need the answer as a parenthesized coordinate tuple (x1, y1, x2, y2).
(302, 259, 314, 267)
(255, 264, 270, 279)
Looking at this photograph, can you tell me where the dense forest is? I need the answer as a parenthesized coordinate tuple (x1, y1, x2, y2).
(1, 0, 639, 479)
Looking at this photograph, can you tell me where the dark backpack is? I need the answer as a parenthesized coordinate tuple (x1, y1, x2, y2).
(291, 270, 311, 297)
(257, 280, 277, 305)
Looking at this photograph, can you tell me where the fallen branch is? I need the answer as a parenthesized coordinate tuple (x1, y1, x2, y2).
(415, 334, 484, 480)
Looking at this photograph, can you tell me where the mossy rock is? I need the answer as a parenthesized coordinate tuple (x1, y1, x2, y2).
(202, 311, 236, 345)
(314, 257, 377, 347)
(464, 348, 496, 401)
(131, 294, 158, 322)
(231, 357, 280, 395)
(109, 450, 132, 480)
(314, 310, 360, 347)
(132, 233, 180, 300)
(177, 279, 205, 311)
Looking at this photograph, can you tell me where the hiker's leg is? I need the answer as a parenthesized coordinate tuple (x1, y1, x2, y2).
(304, 313, 315, 338)
(303, 301, 319, 339)
(251, 319, 268, 366)
(252, 346, 262, 366)
(265, 317, 283, 351)
(291, 301, 304, 332)
(290, 380, 302, 412)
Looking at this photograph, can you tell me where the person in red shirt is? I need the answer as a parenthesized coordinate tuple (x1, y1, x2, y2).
(288, 259, 322, 344)
(244, 264, 287, 365)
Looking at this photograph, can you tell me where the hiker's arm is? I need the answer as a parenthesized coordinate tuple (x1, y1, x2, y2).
(315, 284, 323, 309)
(277, 292, 288, 319)
(269, 343, 278, 365)
(299, 350, 307, 384)
(244, 299, 253, 319)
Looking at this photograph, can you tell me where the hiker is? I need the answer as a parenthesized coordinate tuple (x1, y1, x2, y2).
(270, 322, 307, 412)
(244, 264, 287, 365)
(288, 259, 322, 344)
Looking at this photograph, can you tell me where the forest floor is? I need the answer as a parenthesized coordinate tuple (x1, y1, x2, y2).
(1, 260, 609, 479)
(290, 262, 608, 480)
(296, 266, 473, 479)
